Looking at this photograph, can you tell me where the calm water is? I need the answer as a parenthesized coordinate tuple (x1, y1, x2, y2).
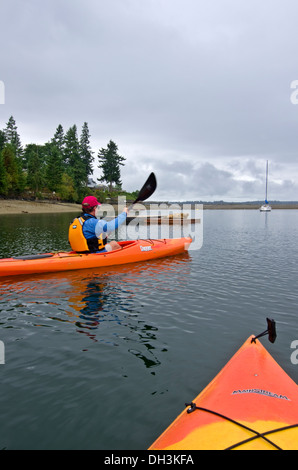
(0, 209, 298, 450)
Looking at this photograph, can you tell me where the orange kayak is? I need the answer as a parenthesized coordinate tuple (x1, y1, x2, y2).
(149, 334, 298, 450)
(0, 237, 192, 277)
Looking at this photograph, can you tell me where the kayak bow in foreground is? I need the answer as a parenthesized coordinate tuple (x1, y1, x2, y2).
(149, 323, 298, 450)
(0, 237, 192, 277)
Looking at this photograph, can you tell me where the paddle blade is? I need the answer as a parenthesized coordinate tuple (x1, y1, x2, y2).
(133, 172, 157, 204)
(267, 318, 277, 344)
(251, 318, 277, 344)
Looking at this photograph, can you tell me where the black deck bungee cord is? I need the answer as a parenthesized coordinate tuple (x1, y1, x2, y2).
(185, 402, 283, 450)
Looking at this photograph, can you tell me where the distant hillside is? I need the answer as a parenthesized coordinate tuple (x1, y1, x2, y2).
(142, 200, 298, 210)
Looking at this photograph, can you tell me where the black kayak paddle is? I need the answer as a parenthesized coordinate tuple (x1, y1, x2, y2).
(128, 172, 157, 210)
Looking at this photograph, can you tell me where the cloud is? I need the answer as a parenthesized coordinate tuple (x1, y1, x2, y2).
(1, 0, 298, 200)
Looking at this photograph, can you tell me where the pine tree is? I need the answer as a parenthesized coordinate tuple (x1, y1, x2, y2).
(64, 125, 86, 194)
(25, 144, 45, 196)
(0, 130, 6, 154)
(4, 116, 23, 159)
(0, 148, 8, 195)
(51, 124, 65, 154)
(44, 143, 63, 192)
(79, 122, 94, 184)
(64, 125, 79, 167)
(1, 144, 19, 195)
(97, 140, 126, 192)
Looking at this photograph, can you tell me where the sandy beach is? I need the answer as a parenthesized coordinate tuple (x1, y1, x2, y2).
(0, 199, 82, 215)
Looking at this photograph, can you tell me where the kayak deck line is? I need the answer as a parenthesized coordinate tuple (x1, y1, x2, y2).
(226, 423, 298, 451)
(184, 402, 298, 450)
(13, 254, 55, 261)
(9, 252, 86, 262)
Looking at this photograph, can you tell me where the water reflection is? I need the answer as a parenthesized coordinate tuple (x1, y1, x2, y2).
(65, 256, 190, 370)
(0, 254, 191, 372)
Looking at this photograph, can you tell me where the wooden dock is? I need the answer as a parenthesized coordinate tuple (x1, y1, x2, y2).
(125, 215, 201, 225)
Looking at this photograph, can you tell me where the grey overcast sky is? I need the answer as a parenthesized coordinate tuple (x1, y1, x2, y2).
(1, 0, 298, 201)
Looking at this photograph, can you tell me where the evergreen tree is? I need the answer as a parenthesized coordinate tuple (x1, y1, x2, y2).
(49, 125, 65, 189)
(0, 118, 132, 202)
(0, 130, 6, 154)
(64, 125, 79, 167)
(97, 140, 126, 192)
(0, 148, 8, 195)
(51, 124, 65, 154)
(1, 144, 19, 195)
(44, 143, 63, 192)
(16, 156, 26, 193)
(79, 122, 94, 184)
(25, 144, 45, 196)
(4, 116, 23, 159)
(64, 125, 86, 195)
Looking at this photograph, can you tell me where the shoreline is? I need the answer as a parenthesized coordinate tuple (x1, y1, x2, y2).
(0, 199, 82, 214)
(1, 199, 298, 215)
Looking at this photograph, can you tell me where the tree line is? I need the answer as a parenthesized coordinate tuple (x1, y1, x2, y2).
(0, 116, 135, 203)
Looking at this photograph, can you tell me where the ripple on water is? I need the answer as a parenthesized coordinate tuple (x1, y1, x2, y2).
(1, 211, 298, 449)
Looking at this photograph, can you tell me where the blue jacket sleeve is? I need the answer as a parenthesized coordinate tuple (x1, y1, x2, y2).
(95, 211, 127, 238)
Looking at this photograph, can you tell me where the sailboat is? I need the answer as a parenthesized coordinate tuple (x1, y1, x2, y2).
(259, 160, 272, 212)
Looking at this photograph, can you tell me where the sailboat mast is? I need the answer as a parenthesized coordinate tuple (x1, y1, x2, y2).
(265, 160, 268, 203)
(259, 160, 271, 211)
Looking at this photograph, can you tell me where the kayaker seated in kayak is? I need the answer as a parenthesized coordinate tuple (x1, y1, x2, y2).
(69, 196, 128, 253)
